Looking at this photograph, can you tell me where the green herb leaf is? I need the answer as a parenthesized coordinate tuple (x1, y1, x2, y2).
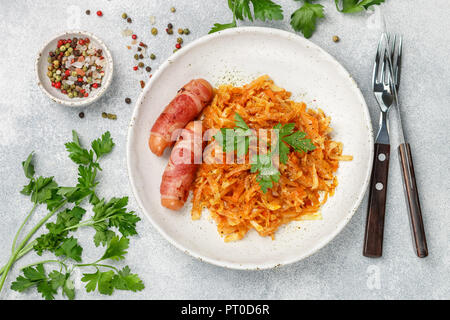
(11, 264, 46, 292)
(290, 2, 324, 38)
(272, 123, 315, 164)
(93, 229, 117, 247)
(214, 113, 255, 157)
(54, 237, 83, 262)
(251, 0, 283, 21)
(77, 165, 98, 189)
(209, 21, 237, 34)
(335, 0, 385, 13)
(100, 236, 129, 261)
(91, 131, 115, 159)
(112, 266, 145, 292)
(92, 197, 140, 240)
(65, 131, 94, 165)
(81, 270, 115, 295)
(11, 264, 57, 300)
(37, 279, 57, 300)
(283, 130, 316, 153)
(63, 277, 75, 300)
(210, 0, 283, 33)
(251, 153, 280, 193)
(22, 153, 35, 179)
(231, 0, 253, 21)
(31, 176, 58, 204)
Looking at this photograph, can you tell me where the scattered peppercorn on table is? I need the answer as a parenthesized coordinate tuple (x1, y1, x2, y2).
(0, 0, 448, 300)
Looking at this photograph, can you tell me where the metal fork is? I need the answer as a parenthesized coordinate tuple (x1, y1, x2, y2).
(363, 33, 395, 257)
(386, 34, 428, 258)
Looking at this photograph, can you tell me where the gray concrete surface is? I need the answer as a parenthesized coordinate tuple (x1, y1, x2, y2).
(0, 0, 448, 300)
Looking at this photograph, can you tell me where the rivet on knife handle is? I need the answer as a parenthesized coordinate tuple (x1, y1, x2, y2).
(363, 143, 390, 257)
(398, 143, 428, 258)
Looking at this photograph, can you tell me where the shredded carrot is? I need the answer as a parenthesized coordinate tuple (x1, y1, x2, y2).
(191, 75, 352, 242)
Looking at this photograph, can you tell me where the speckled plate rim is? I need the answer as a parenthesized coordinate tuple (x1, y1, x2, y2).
(35, 30, 114, 107)
(126, 26, 374, 270)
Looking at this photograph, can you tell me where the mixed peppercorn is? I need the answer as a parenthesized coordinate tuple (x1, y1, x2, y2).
(46, 37, 106, 98)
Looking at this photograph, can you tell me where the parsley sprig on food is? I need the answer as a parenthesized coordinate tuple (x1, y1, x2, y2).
(215, 113, 316, 192)
(0, 131, 144, 299)
(210, 0, 385, 38)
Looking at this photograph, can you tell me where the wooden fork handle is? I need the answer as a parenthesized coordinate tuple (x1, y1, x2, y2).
(363, 143, 390, 258)
(398, 143, 428, 258)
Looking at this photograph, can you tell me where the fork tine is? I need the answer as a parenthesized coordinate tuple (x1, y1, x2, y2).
(381, 47, 388, 85)
(373, 33, 386, 87)
(373, 37, 383, 84)
(395, 35, 402, 90)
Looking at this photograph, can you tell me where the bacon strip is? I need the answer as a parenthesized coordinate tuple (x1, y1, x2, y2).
(160, 122, 203, 210)
(149, 79, 213, 156)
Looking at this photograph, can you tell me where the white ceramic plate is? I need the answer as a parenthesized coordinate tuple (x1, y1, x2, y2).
(36, 30, 113, 107)
(127, 27, 373, 270)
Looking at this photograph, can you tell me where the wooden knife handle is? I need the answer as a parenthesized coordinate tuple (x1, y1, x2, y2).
(363, 143, 390, 258)
(398, 143, 428, 258)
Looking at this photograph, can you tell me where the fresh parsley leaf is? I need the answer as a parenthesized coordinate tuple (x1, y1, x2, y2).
(22, 153, 35, 179)
(48, 270, 66, 289)
(62, 277, 75, 300)
(91, 131, 115, 159)
(92, 197, 140, 241)
(100, 236, 129, 261)
(335, 0, 385, 13)
(48, 270, 75, 300)
(251, 153, 281, 193)
(210, 0, 283, 33)
(234, 113, 249, 130)
(31, 176, 58, 204)
(81, 270, 116, 295)
(290, 1, 324, 38)
(214, 113, 255, 157)
(65, 131, 94, 165)
(77, 165, 98, 189)
(11, 264, 57, 300)
(231, 0, 253, 21)
(45, 189, 64, 211)
(34, 206, 86, 256)
(273, 123, 295, 164)
(283, 130, 316, 153)
(93, 228, 116, 247)
(11, 275, 38, 292)
(251, 0, 283, 21)
(54, 237, 83, 262)
(20, 180, 35, 196)
(11, 264, 46, 293)
(272, 123, 316, 164)
(209, 21, 237, 34)
(34, 232, 68, 256)
(37, 279, 57, 300)
(112, 266, 145, 292)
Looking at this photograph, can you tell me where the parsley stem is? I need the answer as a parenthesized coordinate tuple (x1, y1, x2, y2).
(15, 200, 67, 255)
(75, 263, 119, 272)
(20, 259, 67, 272)
(11, 202, 38, 253)
(62, 219, 96, 232)
(0, 241, 35, 277)
(0, 200, 67, 293)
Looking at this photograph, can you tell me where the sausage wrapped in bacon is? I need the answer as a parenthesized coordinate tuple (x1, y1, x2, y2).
(149, 79, 213, 156)
(160, 121, 203, 210)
